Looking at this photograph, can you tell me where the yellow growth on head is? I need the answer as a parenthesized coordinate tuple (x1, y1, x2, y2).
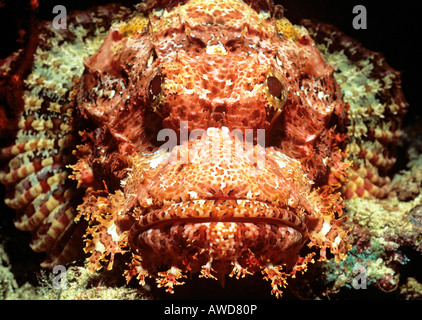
(276, 17, 298, 41)
(119, 14, 149, 38)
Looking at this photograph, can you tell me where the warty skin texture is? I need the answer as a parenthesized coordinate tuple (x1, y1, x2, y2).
(74, 0, 349, 296)
(0, 0, 407, 297)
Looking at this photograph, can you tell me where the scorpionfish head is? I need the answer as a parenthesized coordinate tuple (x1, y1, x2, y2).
(75, 0, 350, 296)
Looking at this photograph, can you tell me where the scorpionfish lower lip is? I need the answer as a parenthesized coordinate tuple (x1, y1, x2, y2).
(128, 200, 309, 268)
(132, 199, 308, 233)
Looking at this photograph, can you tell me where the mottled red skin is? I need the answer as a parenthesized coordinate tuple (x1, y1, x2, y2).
(74, 0, 350, 296)
(2, 0, 408, 298)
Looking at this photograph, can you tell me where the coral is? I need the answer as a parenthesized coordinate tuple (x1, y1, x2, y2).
(389, 156, 422, 202)
(35, 266, 142, 300)
(321, 154, 422, 296)
(0, 241, 19, 298)
(296, 20, 419, 298)
(0, 240, 39, 299)
(400, 277, 422, 300)
(302, 20, 408, 200)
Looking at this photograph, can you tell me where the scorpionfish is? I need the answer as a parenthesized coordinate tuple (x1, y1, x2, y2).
(0, 0, 407, 297)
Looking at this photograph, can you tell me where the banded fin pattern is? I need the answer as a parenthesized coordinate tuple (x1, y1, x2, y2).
(0, 4, 133, 267)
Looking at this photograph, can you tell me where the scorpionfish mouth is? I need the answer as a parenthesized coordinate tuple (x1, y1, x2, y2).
(70, 2, 352, 292)
(125, 127, 321, 272)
